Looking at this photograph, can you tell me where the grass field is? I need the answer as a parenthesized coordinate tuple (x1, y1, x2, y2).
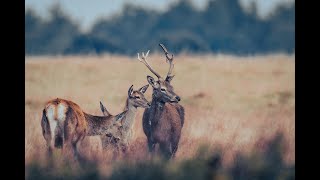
(25, 53, 295, 177)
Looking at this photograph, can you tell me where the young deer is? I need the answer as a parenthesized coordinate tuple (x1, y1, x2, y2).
(137, 44, 185, 159)
(41, 98, 126, 162)
(99, 84, 150, 156)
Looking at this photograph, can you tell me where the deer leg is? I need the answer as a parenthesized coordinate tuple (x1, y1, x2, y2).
(170, 143, 179, 159)
(119, 143, 128, 159)
(43, 145, 54, 169)
(61, 132, 81, 164)
(45, 142, 55, 167)
(73, 134, 87, 164)
(42, 109, 53, 159)
(170, 133, 181, 159)
(111, 144, 120, 160)
(45, 140, 53, 158)
(147, 140, 156, 160)
(62, 141, 77, 163)
(72, 141, 81, 162)
(121, 144, 127, 154)
(61, 141, 83, 169)
(48, 146, 53, 157)
(159, 142, 172, 160)
(42, 128, 54, 160)
(60, 141, 83, 170)
(147, 137, 156, 153)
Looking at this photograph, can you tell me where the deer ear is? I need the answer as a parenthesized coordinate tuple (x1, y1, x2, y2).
(147, 75, 159, 88)
(128, 85, 134, 97)
(100, 101, 111, 116)
(139, 84, 149, 94)
(165, 75, 175, 83)
(115, 111, 126, 122)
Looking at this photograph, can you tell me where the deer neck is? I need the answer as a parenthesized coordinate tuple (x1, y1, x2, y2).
(84, 112, 115, 136)
(149, 95, 166, 124)
(152, 92, 166, 109)
(121, 98, 138, 131)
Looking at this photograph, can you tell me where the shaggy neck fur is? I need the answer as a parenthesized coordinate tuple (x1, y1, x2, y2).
(121, 98, 138, 131)
(149, 93, 166, 124)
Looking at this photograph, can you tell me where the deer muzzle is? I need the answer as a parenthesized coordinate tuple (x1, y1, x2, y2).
(170, 96, 181, 103)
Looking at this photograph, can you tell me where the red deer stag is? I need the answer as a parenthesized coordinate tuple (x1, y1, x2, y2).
(137, 44, 185, 159)
(41, 98, 127, 162)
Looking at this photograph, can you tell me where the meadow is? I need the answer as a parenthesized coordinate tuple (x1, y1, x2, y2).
(25, 54, 295, 179)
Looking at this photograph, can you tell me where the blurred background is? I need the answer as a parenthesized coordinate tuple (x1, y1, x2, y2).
(25, 0, 294, 56)
(25, 1, 295, 179)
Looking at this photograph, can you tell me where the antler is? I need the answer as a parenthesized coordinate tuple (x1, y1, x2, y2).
(137, 50, 162, 80)
(159, 44, 174, 79)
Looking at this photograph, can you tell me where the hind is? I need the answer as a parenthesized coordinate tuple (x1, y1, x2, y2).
(41, 100, 68, 156)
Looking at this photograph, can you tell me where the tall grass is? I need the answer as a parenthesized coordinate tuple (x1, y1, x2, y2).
(26, 133, 294, 179)
(25, 54, 295, 179)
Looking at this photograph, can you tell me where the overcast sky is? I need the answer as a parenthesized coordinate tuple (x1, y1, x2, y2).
(25, 0, 294, 32)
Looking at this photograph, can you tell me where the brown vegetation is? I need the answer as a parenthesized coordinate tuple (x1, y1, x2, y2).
(25, 54, 295, 175)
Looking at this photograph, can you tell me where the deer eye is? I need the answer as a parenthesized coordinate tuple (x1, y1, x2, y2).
(160, 88, 166, 92)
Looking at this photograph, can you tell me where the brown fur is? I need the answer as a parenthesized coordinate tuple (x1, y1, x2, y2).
(99, 85, 150, 158)
(142, 80, 184, 159)
(41, 98, 125, 162)
(138, 44, 185, 159)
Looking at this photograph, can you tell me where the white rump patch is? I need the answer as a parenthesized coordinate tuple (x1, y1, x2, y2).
(57, 103, 67, 121)
(46, 103, 67, 147)
(46, 104, 57, 147)
(46, 105, 55, 123)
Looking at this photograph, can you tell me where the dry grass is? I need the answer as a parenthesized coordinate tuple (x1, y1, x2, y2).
(25, 53, 295, 174)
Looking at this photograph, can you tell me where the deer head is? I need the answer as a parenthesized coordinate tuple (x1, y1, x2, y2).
(100, 84, 151, 115)
(127, 84, 151, 108)
(137, 44, 181, 103)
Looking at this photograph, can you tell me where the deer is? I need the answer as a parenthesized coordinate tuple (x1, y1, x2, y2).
(99, 84, 150, 157)
(40, 97, 127, 163)
(137, 44, 185, 159)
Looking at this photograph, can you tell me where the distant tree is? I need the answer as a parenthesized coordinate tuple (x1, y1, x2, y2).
(25, 0, 295, 56)
(25, 8, 45, 54)
(263, 4, 295, 53)
(25, 4, 81, 55)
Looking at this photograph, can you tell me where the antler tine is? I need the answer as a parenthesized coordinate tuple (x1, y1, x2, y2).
(159, 44, 174, 78)
(137, 50, 162, 79)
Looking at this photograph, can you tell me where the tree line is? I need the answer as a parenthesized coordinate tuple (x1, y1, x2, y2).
(25, 0, 295, 56)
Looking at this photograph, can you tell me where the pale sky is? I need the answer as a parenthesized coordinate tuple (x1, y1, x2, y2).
(25, 0, 294, 32)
